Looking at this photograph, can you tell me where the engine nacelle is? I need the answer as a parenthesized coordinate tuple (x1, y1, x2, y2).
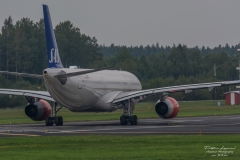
(25, 99, 51, 121)
(155, 97, 179, 119)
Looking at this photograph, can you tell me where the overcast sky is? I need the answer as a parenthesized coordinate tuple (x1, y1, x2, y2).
(1, 0, 240, 48)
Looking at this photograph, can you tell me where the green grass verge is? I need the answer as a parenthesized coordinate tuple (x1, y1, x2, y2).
(0, 100, 239, 124)
(0, 135, 239, 160)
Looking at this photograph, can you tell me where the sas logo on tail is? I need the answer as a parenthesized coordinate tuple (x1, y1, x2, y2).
(49, 48, 60, 63)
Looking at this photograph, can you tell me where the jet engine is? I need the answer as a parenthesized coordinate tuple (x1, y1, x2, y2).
(25, 99, 51, 121)
(155, 97, 179, 119)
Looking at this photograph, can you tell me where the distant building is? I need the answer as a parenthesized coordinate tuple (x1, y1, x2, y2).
(224, 91, 240, 105)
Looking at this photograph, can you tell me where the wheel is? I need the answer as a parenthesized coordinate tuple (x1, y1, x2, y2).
(130, 116, 136, 125)
(57, 116, 63, 126)
(45, 117, 53, 126)
(120, 116, 128, 125)
(55, 116, 63, 126)
(45, 117, 49, 126)
(124, 116, 128, 125)
(120, 116, 125, 125)
(133, 115, 138, 125)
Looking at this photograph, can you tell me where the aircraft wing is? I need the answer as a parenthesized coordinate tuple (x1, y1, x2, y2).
(112, 80, 240, 104)
(0, 89, 54, 102)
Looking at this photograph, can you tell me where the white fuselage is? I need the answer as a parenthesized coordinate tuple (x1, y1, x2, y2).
(43, 68, 142, 112)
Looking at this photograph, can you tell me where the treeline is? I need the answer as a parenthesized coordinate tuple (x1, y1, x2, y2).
(100, 43, 239, 57)
(91, 45, 238, 101)
(0, 16, 102, 75)
(0, 16, 239, 107)
(92, 45, 238, 82)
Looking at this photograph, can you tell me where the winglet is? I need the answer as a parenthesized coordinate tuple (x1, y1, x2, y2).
(43, 4, 63, 68)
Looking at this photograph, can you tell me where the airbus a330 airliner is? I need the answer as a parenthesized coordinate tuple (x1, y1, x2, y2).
(0, 5, 240, 126)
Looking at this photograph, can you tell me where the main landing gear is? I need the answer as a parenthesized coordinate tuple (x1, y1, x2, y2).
(120, 115, 138, 125)
(120, 99, 138, 125)
(45, 102, 63, 126)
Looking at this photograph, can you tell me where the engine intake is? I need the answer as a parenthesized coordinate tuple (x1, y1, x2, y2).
(155, 97, 179, 119)
(25, 99, 51, 121)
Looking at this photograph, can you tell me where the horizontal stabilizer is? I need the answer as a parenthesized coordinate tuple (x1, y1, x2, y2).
(0, 71, 43, 79)
(54, 66, 115, 78)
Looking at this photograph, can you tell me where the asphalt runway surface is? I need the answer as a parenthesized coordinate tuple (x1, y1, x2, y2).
(0, 115, 240, 137)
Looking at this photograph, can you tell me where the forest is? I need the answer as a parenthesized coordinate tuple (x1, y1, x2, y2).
(0, 16, 239, 107)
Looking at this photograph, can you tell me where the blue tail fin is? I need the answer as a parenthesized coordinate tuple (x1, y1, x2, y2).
(43, 4, 63, 68)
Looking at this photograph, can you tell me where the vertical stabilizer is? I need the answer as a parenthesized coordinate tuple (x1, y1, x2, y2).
(43, 4, 63, 68)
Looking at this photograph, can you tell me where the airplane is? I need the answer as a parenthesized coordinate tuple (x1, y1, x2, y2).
(0, 4, 240, 126)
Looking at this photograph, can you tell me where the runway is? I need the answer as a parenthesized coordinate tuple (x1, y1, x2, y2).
(0, 115, 240, 137)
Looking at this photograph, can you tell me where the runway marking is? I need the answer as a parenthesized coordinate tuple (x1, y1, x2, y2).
(46, 125, 185, 134)
(213, 123, 240, 126)
(45, 131, 240, 135)
(0, 133, 40, 137)
(229, 117, 240, 119)
(171, 120, 203, 122)
(142, 118, 203, 121)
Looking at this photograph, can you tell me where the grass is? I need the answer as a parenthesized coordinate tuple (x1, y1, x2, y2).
(0, 135, 239, 160)
(0, 100, 239, 125)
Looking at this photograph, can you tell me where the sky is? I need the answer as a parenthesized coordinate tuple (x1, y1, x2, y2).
(1, 0, 240, 48)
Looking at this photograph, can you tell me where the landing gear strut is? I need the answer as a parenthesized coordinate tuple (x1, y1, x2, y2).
(120, 99, 138, 125)
(45, 102, 63, 126)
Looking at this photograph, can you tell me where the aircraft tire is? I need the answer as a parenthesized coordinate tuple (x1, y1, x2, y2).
(133, 115, 138, 125)
(130, 116, 136, 125)
(55, 116, 63, 126)
(120, 116, 125, 125)
(45, 117, 53, 126)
